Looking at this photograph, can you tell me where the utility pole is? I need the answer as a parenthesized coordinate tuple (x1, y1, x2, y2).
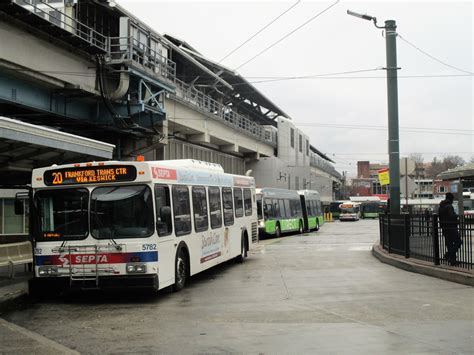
(347, 10, 401, 213)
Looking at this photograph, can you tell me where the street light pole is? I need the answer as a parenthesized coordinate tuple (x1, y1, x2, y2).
(347, 10, 401, 214)
(385, 20, 400, 214)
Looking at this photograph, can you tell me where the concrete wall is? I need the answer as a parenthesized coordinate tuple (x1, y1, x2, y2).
(248, 156, 335, 201)
(165, 98, 274, 158)
(0, 22, 97, 93)
(277, 117, 310, 167)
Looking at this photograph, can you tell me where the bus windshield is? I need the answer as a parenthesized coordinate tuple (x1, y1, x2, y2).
(341, 207, 358, 213)
(35, 188, 89, 241)
(91, 185, 154, 239)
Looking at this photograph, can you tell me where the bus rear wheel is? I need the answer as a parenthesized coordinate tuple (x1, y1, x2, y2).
(236, 234, 248, 263)
(172, 249, 187, 292)
(315, 220, 320, 231)
(299, 221, 304, 234)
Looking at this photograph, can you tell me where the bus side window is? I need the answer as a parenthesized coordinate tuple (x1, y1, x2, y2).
(272, 198, 280, 218)
(209, 187, 222, 229)
(234, 188, 243, 218)
(154, 185, 172, 237)
(192, 186, 209, 232)
(222, 187, 234, 226)
(284, 199, 291, 218)
(172, 185, 191, 237)
(306, 200, 312, 216)
(243, 189, 252, 216)
(264, 199, 273, 219)
(279, 199, 285, 218)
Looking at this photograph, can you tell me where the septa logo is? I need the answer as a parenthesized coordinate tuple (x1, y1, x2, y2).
(152, 167, 177, 180)
(73, 254, 110, 264)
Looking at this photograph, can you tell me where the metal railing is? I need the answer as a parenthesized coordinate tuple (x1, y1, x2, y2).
(173, 78, 278, 146)
(14, 0, 107, 51)
(107, 36, 176, 80)
(379, 213, 473, 270)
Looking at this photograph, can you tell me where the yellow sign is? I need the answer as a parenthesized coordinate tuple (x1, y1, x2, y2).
(378, 168, 390, 186)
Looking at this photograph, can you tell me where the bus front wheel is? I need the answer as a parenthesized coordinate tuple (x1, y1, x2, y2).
(299, 221, 304, 234)
(315, 221, 320, 231)
(172, 249, 187, 292)
(275, 224, 281, 238)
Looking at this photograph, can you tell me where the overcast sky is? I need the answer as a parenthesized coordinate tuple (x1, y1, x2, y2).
(117, 0, 473, 177)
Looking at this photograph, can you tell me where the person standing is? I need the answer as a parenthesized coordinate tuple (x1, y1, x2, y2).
(438, 192, 462, 265)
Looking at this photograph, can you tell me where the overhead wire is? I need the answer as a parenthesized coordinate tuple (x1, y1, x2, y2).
(218, 0, 301, 63)
(235, 0, 340, 70)
(398, 33, 473, 75)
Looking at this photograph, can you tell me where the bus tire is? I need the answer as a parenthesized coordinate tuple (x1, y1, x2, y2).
(275, 223, 281, 238)
(315, 220, 320, 232)
(172, 248, 188, 292)
(299, 221, 304, 234)
(236, 233, 248, 263)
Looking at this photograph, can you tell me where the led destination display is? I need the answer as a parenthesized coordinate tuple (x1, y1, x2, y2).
(44, 165, 137, 186)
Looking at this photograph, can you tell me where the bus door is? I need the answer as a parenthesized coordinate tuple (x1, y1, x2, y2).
(300, 195, 309, 231)
(154, 184, 175, 286)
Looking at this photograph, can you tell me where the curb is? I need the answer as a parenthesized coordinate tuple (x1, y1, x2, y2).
(0, 318, 80, 355)
(372, 244, 474, 287)
(0, 280, 29, 313)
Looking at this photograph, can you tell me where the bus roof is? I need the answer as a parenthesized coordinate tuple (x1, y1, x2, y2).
(31, 160, 254, 189)
(256, 188, 300, 199)
(297, 190, 320, 198)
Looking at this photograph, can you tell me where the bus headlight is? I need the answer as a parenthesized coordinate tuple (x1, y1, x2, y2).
(38, 266, 58, 276)
(259, 220, 265, 228)
(126, 263, 147, 274)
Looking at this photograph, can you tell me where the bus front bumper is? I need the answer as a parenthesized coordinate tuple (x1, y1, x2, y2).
(29, 274, 159, 293)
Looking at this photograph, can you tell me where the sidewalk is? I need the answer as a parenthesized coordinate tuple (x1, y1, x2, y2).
(372, 243, 474, 286)
(0, 266, 79, 354)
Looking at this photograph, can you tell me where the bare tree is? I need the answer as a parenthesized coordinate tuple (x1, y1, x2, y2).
(408, 152, 424, 165)
(426, 155, 466, 178)
(443, 155, 465, 170)
(409, 153, 425, 178)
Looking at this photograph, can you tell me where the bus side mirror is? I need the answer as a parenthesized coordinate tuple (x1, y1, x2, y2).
(14, 198, 24, 215)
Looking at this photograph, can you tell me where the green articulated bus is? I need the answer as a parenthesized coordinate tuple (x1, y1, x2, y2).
(360, 201, 383, 219)
(298, 190, 324, 232)
(256, 188, 304, 237)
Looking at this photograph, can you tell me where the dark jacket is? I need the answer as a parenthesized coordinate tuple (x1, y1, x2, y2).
(438, 199, 457, 229)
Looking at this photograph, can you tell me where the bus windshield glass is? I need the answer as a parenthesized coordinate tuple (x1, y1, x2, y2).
(35, 188, 89, 241)
(91, 185, 154, 239)
(341, 207, 357, 214)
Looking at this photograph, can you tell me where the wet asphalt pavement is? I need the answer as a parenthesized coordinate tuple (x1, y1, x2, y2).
(2, 220, 473, 354)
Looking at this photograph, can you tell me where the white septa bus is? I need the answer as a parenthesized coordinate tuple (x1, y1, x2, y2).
(339, 202, 361, 221)
(26, 159, 257, 293)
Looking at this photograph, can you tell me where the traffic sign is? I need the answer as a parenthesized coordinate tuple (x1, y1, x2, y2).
(400, 176, 417, 198)
(400, 158, 416, 176)
(378, 168, 390, 186)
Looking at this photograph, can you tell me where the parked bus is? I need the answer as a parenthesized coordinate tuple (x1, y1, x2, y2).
(256, 188, 304, 237)
(329, 201, 343, 219)
(339, 202, 361, 221)
(298, 190, 323, 232)
(22, 160, 257, 293)
(360, 201, 383, 219)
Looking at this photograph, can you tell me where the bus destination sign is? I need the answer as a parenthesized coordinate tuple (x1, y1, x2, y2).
(44, 165, 137, 186)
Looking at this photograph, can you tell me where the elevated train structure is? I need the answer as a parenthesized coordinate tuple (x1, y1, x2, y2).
(0, 0, 342, 245)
